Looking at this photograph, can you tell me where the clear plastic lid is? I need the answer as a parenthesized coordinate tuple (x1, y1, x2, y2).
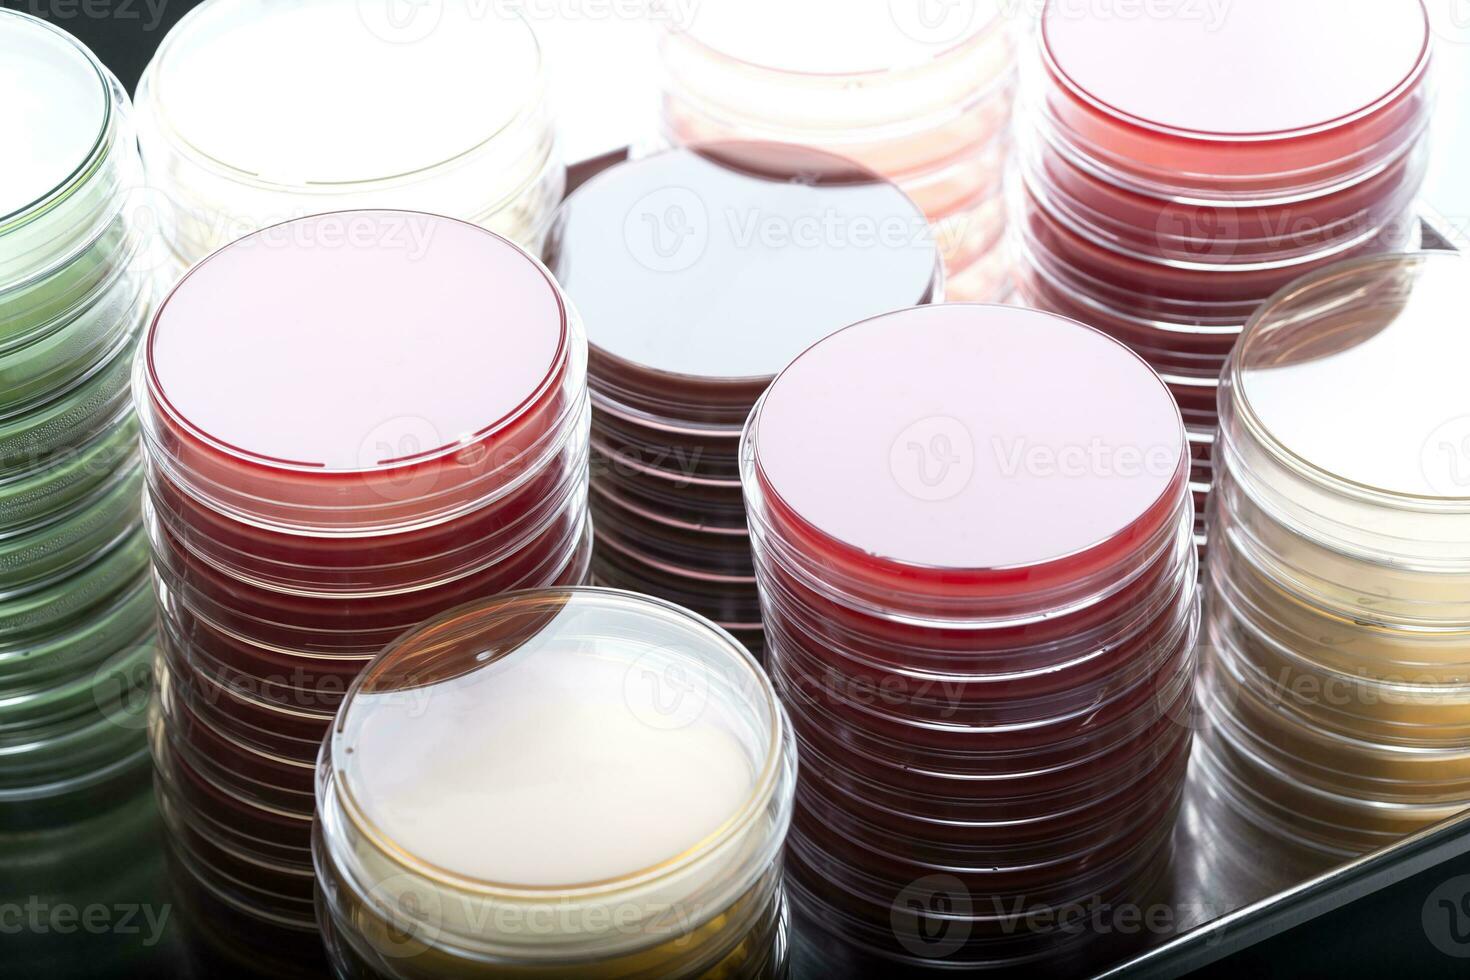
(136, 0, 561, 263)
(137, 210, 584, 534)
(316, 587, 794, 964)
(0, 13, 107, 226)
(743, 304, 1190, 619)
(0, 11, 140, 292)
(1218, 252, 1470, 596)
(1037, 0, 1433, 199)
(547, 142, 940, 426)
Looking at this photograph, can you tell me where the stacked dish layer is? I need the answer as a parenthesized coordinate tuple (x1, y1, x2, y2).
(658, 0, 1016, 300)
(742, 304, 1199, 970)
(134, 0, 564, 270)
(1200, 251, 1470, 860)
(1012, 0, 1434, 551)
(546, 141, 941, 655)
(0, 10, 158, 821)
(136, 211, 591, 931)
(314, 588, 796, 979)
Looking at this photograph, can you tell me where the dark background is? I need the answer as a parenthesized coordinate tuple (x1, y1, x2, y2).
(7, 2, 1470, 977)
(3, 0, 192, 91)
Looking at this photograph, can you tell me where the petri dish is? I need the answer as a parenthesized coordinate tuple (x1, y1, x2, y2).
(745, 303, 1190, 617)
(0, 9, 135, 289)
(136, 0, 561, 264)
(0, 464, 141, 597)
(552, 141, 940, 423)
(1219, 251, 1470, 606)
(139, 210, 579, 534)
(548, 142, 941, 425)
(315, 587, 794, 978)
(0, 13, 108, 228)
(1201, 251, 1470, 858)
(1038, 0, 1432, 198)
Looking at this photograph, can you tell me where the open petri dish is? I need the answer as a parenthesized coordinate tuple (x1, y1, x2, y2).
(135, 0, 563, 266)
(314, 587, 795, 978)
(1216, 250, 1470, 618)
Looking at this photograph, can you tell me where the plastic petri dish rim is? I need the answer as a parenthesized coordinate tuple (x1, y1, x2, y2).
(0, 10, 134, 291)
(1220, 250, 1470, 577)
(548, 142, 941, 426)
(743, 303, 1190, 620)
(318, 587, 794, 964)
(138, 210, 580, 535)
(0, 11, 109, 226)
(1037, 0, 1433, 198)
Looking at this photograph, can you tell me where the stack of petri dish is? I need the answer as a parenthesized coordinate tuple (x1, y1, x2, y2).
(136, 211, 591, 932)
(1200, 251, 1470, 860)
(135, 0, 563, 271)
(546, 142, 942, 656)
(0, 10, 158, 821)
(658, 0, 1016, 300)
(1012, 0, 1434, 549)
(741, 304, 1200, 970)
(314, 588, 796, 979)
